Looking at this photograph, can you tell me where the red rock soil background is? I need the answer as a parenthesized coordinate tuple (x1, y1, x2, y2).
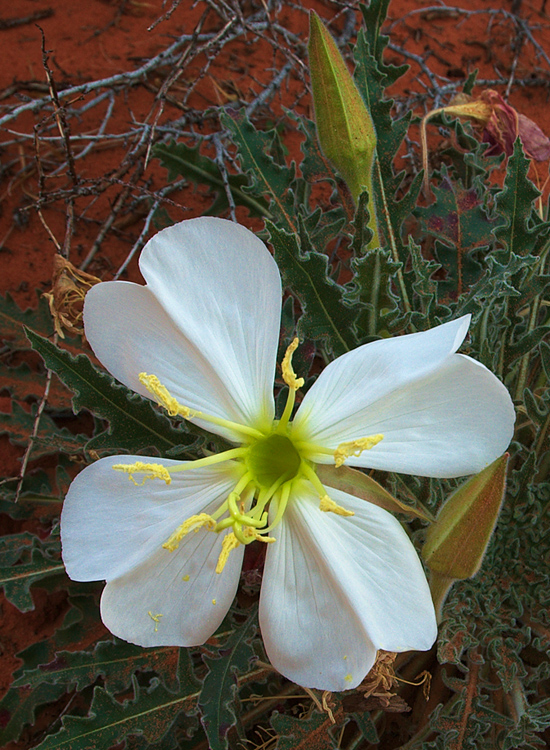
(0, 0, 549, 744)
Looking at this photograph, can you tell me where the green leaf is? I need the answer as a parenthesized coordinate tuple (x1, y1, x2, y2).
(0, 535, 64, 612)
(352, 711, 378, 743)
(25, 329, 203, 457)
(346, 245, 401, 339)
(0, 291, 54, 349)
(153, 140, 270, 218)
(493, 139, 550, 259)
(0, 531, 37, 565)
(507, 324, 550, 364)
(361, 0, 399, 71)
(266, 221, 357, 357)
(354, 1, 421, 270)
(295, 114, 339, 186)
(33, 675, 197, 750)
(0, 361, 71, 408)
(0, 681, 67, 745)
(199, 608, 258, 750)
(417, 171, 492, 295)
(407, 236, 449, 326)
(271, 710, 336, 750)
(12, 639, 180, 694)
(523, 388, 548, 430)
(0, 401, 88, 459)
(429, 656, 512, 749)
(221, 110, 298, 234)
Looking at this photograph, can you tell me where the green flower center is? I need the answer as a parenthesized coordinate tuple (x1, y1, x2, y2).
(246, 433, 302, 488)
(112, 339, 383, 581)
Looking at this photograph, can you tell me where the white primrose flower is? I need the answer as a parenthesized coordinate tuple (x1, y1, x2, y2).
(61, 217, 515, 692)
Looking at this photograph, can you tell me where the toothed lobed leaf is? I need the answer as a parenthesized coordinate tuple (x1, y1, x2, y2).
(0, 291, 54, 349)
(198, 607, 259, 750)
(25, 329, 210, 458)
(153, 140, 270, 218)
(0, 534, 64, 612)
(266, 221, 358, 357)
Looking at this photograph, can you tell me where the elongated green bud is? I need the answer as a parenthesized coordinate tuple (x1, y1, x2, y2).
(308, 11, 379, 237)
(423, 454, 508, 619)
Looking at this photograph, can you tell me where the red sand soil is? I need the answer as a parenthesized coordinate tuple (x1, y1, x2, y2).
(1, 0, 550, 739)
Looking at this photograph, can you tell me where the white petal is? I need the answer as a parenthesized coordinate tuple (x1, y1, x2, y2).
(100, 522, 243, 647)
(84, 217, 282, 439)
(294, 316, 469, 438)
(293, 318, 515, 477)
(260, 483, 436, 691)
(61, 455, 244, 582)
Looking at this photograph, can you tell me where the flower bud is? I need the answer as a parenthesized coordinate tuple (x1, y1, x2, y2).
(308, 12, 378, 206)
(422, 454, 508, 618)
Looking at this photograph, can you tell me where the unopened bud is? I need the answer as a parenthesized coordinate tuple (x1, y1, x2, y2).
(423, 454, 508, 619)
(308, 12, 378, 214)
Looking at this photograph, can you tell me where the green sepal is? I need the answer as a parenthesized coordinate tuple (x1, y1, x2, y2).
(317, 464, 433, 521)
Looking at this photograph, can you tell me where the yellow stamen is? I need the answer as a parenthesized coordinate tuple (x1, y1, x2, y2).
(216, 532, 241, 573)
(301, 462, 330, 500)
(334, 434, 384, 468)
(139, 372, 192, 417)
(167, 448, 248, 474)
(319, 495, 355, 516)
(282, 338, 305, 390)
(113, 461, 172, 485)
(139, 371, 264, 439)
(163, 513, 216, 552)
(294, 440, 335, 457)
(148, 611, 163, 631)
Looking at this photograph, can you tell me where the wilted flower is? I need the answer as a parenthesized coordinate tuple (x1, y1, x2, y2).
(44, 255, 101, 338)
(61, 218, 514, 691)
(421, 89, 550, 194)
(444, 89, 550, 160)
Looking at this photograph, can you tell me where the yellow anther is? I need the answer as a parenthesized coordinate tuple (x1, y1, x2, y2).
(216, 532, 241, 574)
(148, 611, 163, 632)
(139, 372, 192, 418)
(113, 461, 172, 486)
(282, 337, 305, 390)
(334, 434, 384, 468)
(319, 495, 355, 517)
(243, 527, 276, 544)
(163, 513, 216, 552)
